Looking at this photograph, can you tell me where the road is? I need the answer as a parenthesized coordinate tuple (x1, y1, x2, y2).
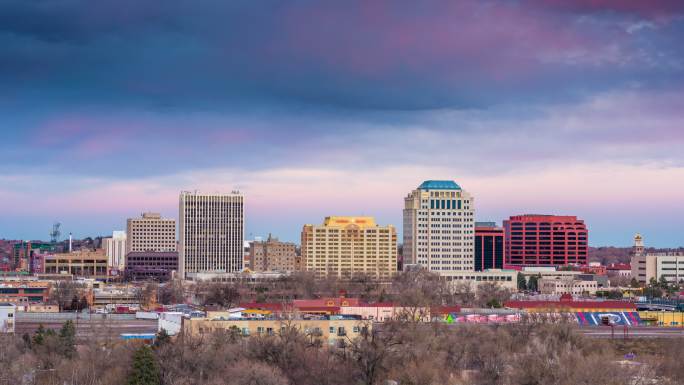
(16, 315, 684, 341)
(578, 326, 684, 339)
(15, 316, 157, 341)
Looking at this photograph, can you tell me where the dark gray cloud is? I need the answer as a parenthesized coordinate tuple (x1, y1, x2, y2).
(1, 0, 682, 112)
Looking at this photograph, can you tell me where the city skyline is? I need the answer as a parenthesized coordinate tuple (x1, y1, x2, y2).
(1, 1, 683, 247)
(2, 179, 679, 249)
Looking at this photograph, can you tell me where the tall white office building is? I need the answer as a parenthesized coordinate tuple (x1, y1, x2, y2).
(179, 191, 244, 279)
(103, 231, 127, 270)
(403, 180, 475, 273)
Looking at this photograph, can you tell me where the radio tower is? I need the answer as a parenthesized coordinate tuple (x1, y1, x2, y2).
(50, 222, 62, 244)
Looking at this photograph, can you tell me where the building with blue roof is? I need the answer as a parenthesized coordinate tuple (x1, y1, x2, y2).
(403, 179, 475, 275)
(418, 180, 462, 190)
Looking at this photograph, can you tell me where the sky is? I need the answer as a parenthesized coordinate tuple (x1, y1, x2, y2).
(1, 0, 683, 247)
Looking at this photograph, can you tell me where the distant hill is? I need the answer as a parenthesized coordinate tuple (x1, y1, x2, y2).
(588, 247, 632, 264)
(589, 246, 684, 265)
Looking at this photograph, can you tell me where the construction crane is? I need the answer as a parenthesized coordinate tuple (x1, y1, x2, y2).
(50, 222, 61, 244)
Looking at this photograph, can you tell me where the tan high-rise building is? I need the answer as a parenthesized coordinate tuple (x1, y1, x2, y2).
(126, 213, 177, 254)
(179, 191, 244, 279)
(248, 235, 298, 272)
(403, 180, 475, 274)
(301, 216, 397, 279)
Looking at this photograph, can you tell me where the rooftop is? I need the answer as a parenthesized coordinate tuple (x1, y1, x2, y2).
(418, 180, 461, 190)
(322, 217, 378, 229)
(505, 300, 636, 310)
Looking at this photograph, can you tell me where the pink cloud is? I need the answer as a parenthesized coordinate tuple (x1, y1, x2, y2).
(528, 0, 684, 19)
(274, 0, 616, 82)
(35, 114, 141, 159)
(35, 115, 92, 146)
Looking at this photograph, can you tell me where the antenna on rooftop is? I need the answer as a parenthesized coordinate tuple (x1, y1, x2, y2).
(50, 222, 61, 243)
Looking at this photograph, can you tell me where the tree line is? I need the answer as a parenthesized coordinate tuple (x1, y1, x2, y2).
(153, 270, 514, 311)
(2, 319, 683, 385)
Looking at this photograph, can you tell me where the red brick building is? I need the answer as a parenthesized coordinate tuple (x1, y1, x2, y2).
(0, 281, 51, 305)
(503, 215, 588, 267)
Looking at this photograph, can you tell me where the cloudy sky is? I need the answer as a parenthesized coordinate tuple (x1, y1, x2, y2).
(1, 0, 683, 247)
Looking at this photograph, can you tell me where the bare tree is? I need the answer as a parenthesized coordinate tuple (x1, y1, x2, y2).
(157, 279, 186, 305)
(50, 281, 88, 311)
(475, 282, 512, 308)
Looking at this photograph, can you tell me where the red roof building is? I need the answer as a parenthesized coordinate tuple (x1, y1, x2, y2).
(504, 297, 636, 312)
(240, 298, 460, 319)
(293, 297, 362, 308)
(579, 265, 606, 275)
(606, 263, 631, 271)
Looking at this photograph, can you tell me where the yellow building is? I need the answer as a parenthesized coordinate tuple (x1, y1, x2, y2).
(207, 309, 272, 319)
(183, 318, 371, 346)
(639, 312, 684, 327)
(301, 217, 397, 279)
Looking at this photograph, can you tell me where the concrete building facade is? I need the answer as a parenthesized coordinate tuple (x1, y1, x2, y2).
(538, 277, 598, 296)
(302, 217, 397, 279)
(440, 269, 518, 291)
(184, 317, 370, 347)
(248, 235, 298, 272)
(402, 180, 475, 274)
(125, 251, 179, 281)
(631, 234, 684, 284)
(126, 213, 176, 253)
(103, 231, 127, 270)
(44, 250, 109, 279)
(179, 191, 244, 279)
(0, 303, 16, 333)
(633, 253, 684, 284)
(0, 280, 51, 305)
(503, 215, 588, 267)
(655, 254, 684, 284)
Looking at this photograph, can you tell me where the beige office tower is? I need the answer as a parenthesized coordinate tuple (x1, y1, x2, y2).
(179, 191, 244, 279)
(301, 216, 397, 279)
(248, 234, 298, 272)
(126, 213, 177, 254)
(403, 180, 475, 274)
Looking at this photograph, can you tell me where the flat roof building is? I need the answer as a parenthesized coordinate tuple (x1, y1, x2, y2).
(475, 223, 504, 272)
(179, 191, 244, 279)
(44, 250, 109, 280)
(538, 277, 598, 296)
(0, 280, 51, 305)
(248, 235, 298, 272)
(103, 231, 127, 270)
(126, 213, 176, 253)
(631, 234, 684, 284)
(0, 303, 16, 333)
(302, 216, 397, 279)
(125, 251, 178, 281)
(503, 215, 588, 267)
(403, 180, 475, 274)
(184, 317, 370, 347)
(440, 269, 517, 291)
